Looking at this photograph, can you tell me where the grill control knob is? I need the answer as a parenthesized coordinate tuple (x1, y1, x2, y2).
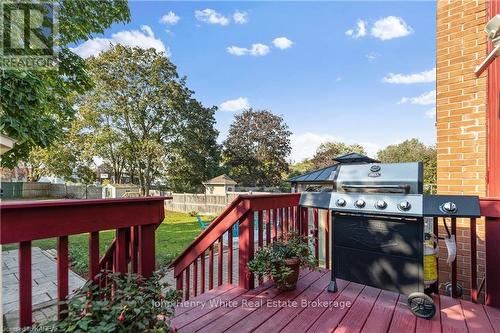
(355, 199, 366, 208)
(375, 200, 387, 209)
(441, 202, 457, 214)
(398, 201, 411, 211)
(336, 198, 346, 207)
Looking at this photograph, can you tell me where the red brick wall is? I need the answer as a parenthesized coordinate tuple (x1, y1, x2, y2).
(436, 0, 488, 299)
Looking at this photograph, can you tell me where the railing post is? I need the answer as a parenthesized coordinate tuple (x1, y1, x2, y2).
(19, 241, 32, 328)
(138, 224, 156, 278)
(57, 236, 69, 319)
(239, 210, 255, 289)
(300, 206, 309, 238)
(486, 215, 500, 307)
(89, 232, 100, 281)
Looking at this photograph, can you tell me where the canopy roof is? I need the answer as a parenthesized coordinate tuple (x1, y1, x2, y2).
(288, 152, 380, 183)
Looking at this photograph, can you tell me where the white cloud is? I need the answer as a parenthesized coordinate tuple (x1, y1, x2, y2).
(71, 25, 168, 59)
(227, 43, 270, 56)
(195, 9, 229, 26)
(371, 16, 413, 40)
(336, 76, 342, 82)
(366, 52, 380, 62)
(160, 11, 180, 25)
(219, 97, 250, 112)
(399, 90, 436, 105)
(290, 132, 380, 162)
(345, 20, 367, 39)
(233, 11, 248, 24)
(383, 68, 436, 84)
(273, 37, 294, 50)
(425, 107, 436, 119)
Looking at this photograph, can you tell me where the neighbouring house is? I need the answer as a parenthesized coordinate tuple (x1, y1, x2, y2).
(288, 152, 379, 192)
(102, 183, 141, 198)
(436, 1, 500, 298)
(202, 174, 237, 195)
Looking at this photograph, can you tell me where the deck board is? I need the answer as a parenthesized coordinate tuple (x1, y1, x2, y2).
(172, 269, 500, 333)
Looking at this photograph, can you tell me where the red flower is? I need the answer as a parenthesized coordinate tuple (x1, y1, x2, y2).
(118, 313, 125, 322)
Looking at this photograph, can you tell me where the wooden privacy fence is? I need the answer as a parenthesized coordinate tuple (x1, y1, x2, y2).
(0, 182, 102, 199)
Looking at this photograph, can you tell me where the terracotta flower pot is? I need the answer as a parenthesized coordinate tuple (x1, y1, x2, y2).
(274, 258, 300, 291)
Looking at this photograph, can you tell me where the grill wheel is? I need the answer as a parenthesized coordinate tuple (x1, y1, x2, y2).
(407, 292, 436, 319)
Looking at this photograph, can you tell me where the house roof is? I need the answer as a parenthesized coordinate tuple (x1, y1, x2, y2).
(106, 184, 140, 189)
(203, 174, 237, 185)
(288, 152, 380, 183)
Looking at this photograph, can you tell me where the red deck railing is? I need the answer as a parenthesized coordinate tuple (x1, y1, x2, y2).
(170, 195, 500, 309)
(0, 197, 169, 329)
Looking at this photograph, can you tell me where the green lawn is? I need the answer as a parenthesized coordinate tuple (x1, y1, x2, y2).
(2, 211, 213, 277)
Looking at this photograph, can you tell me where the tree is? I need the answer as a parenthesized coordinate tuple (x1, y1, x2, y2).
(79, 45, 205, 195)
(223, 109, 292, 187)
(376, 139, 437, 192)
(166, 99, 221, 192)
(310, 142, 366, 169)
(0, 0, 130, 168)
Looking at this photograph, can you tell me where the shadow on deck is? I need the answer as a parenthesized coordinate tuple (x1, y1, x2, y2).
(172, 269, 500, 333)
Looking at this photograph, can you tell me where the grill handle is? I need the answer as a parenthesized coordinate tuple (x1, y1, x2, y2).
(340, 184, 411, 194)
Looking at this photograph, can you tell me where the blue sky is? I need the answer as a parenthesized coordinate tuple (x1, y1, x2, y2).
(72, 1, 437, 162)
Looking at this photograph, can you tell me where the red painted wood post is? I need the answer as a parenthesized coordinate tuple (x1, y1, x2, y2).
(89, 232, 100, 281)
(19, 240, 32, 328)
(218, 236, 223, 286)
(176, 272, 183, 292)
(193, 258, 198, 297)
(257, 211, 264, 285)
(239, 211, 255, 289)
(228, 231, 233, 285)
(470, 218, 478, 303)
(324, 210, 330, 269)
(201, 251, 206, 293)
(138, 224, 156, 278)
(486, 215, 500, 307)
(313, 209, 319, 263)
(285, 207, 290, 232)
(266, 210, 271, 246)
(185, 266, 190, 301)
(115, 228, 128, 273)
(209, 245, 214, 290)
(130, 226, 139, 273)
(451, 218, 457, 298)
(272, 209, 278, 242)
(301, 207, 309, 238)
(280, 208, 284, 238)
(57, 236, 69, 319)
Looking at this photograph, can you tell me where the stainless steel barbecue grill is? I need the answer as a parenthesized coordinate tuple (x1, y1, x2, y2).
(299, 160, 480, 319)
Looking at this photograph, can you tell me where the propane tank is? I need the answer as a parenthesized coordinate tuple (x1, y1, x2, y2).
(423, 233, 438, 286)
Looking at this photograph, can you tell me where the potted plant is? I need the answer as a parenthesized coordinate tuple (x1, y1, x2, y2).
(248, 232, 317, 291)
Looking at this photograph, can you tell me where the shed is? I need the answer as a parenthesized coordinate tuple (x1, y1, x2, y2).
(102, 184, 141, 198)
(202, 174, 237, 195)
(288, 152, 379, 192)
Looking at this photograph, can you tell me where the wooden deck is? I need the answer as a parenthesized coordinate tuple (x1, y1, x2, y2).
(172, 269, 500, 333)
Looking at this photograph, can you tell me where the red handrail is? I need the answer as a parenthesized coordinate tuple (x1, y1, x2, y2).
(0, 197, 169, 328)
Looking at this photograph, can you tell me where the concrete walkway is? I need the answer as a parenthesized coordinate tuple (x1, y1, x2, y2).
(2, 247, 86, 330)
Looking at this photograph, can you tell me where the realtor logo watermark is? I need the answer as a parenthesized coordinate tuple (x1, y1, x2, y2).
(0, 1, 58, 69)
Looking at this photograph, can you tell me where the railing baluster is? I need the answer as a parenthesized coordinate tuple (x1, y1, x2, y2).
(209, 245, 214, 290)
(301, 207, 309, 238)
(285, 207, 290, 232)
(116, 228, 128, 273)
(138, 224, 156, 278)
(266, 210, 271, 246)
(176, 271, 183, 292)
(130, 226, 139, 273)
(273, 209, 278, 241)
(313, 208, 319, 263)
(185, 266, 190, 300)
(258, 211, 264, 285)
(239, 210, 255, 289)
(201, 251, 206, 293)
(451, 217, 458, 298)
(228, 231, 233, 285)
(218, 236, 223, 286)
(57, 236, 69, 319)
(471, 217, 478, 302)
(193, 259, 198, 297)
(279, 208, 284, 238)
(324, 210, 330, 269)
(89, 231, 100, 281)
(19, 240, 32, 328)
